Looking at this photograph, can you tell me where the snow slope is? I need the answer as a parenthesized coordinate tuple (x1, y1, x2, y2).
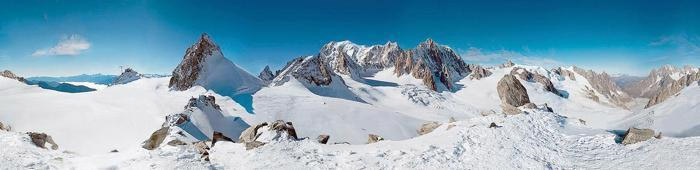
(2, 108, 699, 169)
(618, 83, 700, 137)
(0, 76, 251, 155)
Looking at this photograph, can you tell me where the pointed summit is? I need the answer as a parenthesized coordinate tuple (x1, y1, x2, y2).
(258, 65, 275, 85)
(169, 33, 262, 96)
(112, 68, 141, 85)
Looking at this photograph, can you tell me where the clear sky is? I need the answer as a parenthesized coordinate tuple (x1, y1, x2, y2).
(1, 0, 698, 76)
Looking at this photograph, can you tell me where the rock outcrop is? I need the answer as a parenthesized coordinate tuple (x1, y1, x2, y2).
(417, 121, 441, 135)
(497, 74, 531, 107)
(552, 67, 576, 80)
(272, 56, 335, 86)
(169, 33, 262, 96)
(27, 132, 58, 150)
(0, 121, 10, 131)
(294, 39, 490, 92)
(499, 60, 515, 68)
(510, 67, 562, 96)
(112, 68, 141, 85)
(238, 120, 298, 150)
(367, 134, 384, 144)
(622, 65, 699, 98)
(0, 70, 27, 83)
(317, 135, 330, 144)
(142, 127, 169, 150)
(258, 65, 276, 85)
(572, 66, 632, 107)
(621, 128, 656, 145)
(646, 71, 700, 108)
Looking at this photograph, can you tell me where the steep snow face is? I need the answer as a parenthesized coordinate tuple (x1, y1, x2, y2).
(619, 84, 700, 137)
(112, 68, 141, 85)
(0, 76, 252, 154)
(169, 33, 262, 96)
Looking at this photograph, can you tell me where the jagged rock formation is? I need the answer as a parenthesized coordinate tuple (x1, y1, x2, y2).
(277, 39, 490, 92)
(169, 33, 262, 96)
(27, 132, 58, 150)
(258, 65, 275, 85)
(237, 120, 298, 150)
(572, 66, 632, 107)
(367, 134, 384, 144)
(1, 70, 27, 83)
(511, 67, 562, 96)
(468, 64, 492, 80)
(417, 121, 441, 135)
(497, 74, 531, 107)
(112, 68, 141, 85)
(499, 60, 515, 68)
(621, 128, 656, 145)
(394, 39, 471, 91)
(272, 56, 335, 86)
(623, 65, 699, 98)
(646, 71, 700, 108)
(552, 67, 576, 80)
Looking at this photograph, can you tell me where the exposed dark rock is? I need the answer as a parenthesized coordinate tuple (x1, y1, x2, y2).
(0, 70, 27, 83)
(501, 104, 523, 115)
(211, 131, 233, 147)
(193, 141, 211, 161)
(245, 141, 266, 150)
(27, 132, 58, 150)
(238, 120, 298, 150)
(510, 67, 562, 96)
(497, 74, 531, 107)
(258, 65, 276, 85)
(499, 60, 515, 68)
(489, 122, 501, 128)
(110, 149, 119, 153)
(367, 134, 384, 144)
(467, 64, 492, 80)
(0, 121, 10, 131)
(646, 72, 700, 108)
(572, 66, 632, 108)
(317, 135, 330, 144)
(523, 103, 537, 109)
(552, 67, 576, 80)
(112, 68, 141, 85)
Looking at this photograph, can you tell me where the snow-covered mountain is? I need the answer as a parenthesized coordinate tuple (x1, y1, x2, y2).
(112, 68, 142, 85)
(169, 33, 262, 96)
(2, 35, 700, 169)
(622, 65, 699, 99)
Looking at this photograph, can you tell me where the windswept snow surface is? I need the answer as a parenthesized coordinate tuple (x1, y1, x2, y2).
(2, 108, 699, 169)
(618, 83, 700, 137)
(0, 77, 251, 155)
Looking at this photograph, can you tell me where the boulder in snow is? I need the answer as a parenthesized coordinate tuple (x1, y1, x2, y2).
(367, 134, 384, 144)
(142, 127, 169, 150)
(0, 121, 10, 131)
(621, 128, 656, 145)
(497, 74, 531, 107)
(417, 121, 441, 135)
(317, 135, 330, 144)
(238, 120, 298, 150)
(501, 103, 523, 115)
(27, 132, 58, 150)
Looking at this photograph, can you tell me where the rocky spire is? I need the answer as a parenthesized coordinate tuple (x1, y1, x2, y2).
(168, 33, 262, 96)
(258, 65, 275, 85)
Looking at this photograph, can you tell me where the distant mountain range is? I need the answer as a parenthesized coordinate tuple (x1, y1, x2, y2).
(27, 74, 117, 85)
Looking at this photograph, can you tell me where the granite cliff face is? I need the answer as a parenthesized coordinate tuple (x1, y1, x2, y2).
(169, 33, 262, 96)
(623, 65, 699, 98)
(296, 39, 489, 92)
(0, 70, 27, 83)
(645, 71, 700, 108)
(258, 66, 275, 85)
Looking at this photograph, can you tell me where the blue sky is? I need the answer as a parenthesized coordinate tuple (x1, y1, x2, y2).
(0, 0, 698, 76)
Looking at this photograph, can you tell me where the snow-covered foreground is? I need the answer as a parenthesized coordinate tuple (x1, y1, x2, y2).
(0, 77, 250, 155)
(2, 108, 699, 169)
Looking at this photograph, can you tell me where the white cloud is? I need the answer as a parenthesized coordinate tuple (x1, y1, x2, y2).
(460, 47, 564, 68)
(32, 34, 91, 56)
